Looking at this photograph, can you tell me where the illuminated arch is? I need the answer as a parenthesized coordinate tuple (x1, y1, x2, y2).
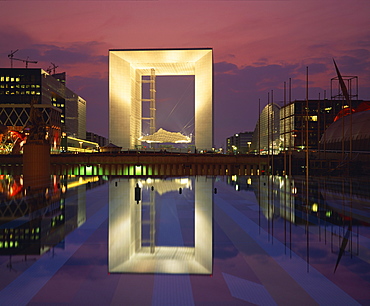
(109, 49, 213, 150)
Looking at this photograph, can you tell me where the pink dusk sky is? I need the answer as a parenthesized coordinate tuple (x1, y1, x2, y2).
(1, 1, 369, 148)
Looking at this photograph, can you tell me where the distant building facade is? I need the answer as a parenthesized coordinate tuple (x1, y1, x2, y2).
(280, 99, 364, 152)
(226, 131, 253, 154)
(0, 68, 86, 152)
(86, 131, 108, 148)
(250, 99, 366, 155)
(251, 103, 281, 154)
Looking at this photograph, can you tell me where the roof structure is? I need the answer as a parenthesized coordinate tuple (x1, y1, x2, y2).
(321, 109, 370, 144)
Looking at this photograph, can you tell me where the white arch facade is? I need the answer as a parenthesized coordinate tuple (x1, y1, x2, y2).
(109, 49, 213, 150)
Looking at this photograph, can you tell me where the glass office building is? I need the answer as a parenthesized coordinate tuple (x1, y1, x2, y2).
(0, 68, 87, 152)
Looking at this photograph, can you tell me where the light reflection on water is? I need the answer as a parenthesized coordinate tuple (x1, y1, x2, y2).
(108, 176, 213, 274)
(0, 174, 369, 304)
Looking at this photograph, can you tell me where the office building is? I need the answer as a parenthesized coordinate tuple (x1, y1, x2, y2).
(0, 68, 86, 153)
(250, 103, 281, 154)
(86, 131, 108, 148)
(279, 99, 364, 152)
(226, 131, 253, 154)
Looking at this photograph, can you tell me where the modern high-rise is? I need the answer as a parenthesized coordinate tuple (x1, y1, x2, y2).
(279, 99, 364, 152)
(250, 103, 281, 154)
(0, 68, 87, 152)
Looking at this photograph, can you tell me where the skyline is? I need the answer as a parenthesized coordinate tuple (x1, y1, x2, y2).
(1, 1, 370, 148)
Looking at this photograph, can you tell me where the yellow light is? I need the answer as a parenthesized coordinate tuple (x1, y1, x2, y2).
(312, 203, 318, 212)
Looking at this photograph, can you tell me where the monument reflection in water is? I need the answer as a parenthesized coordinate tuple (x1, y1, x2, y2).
(108, 176, 213, 274)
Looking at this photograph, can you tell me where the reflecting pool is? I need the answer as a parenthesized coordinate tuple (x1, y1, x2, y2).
(0, 175, 369, 305)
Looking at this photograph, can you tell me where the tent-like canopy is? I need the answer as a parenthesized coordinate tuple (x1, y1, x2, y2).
(139, 128, 191, 143)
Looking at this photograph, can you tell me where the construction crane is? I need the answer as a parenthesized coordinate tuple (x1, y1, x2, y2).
(8, 49, 38, 68)
(50, 62, 58, 74)
(46, 62, 59, 74)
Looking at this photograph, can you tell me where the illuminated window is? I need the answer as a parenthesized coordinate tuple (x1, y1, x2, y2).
(61, 104, 64, 107)
(36, 91, 41, 95)
(26, 85, 29, 88)
(16, 77, 20, 82)
(21, 85, 25, 88)
(11, 77, 14, 82)
(31, 91, 35, 95)
(0, 76, 4, 82)
(26, 91, 30, 95)
(5, 77, 9, 82)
